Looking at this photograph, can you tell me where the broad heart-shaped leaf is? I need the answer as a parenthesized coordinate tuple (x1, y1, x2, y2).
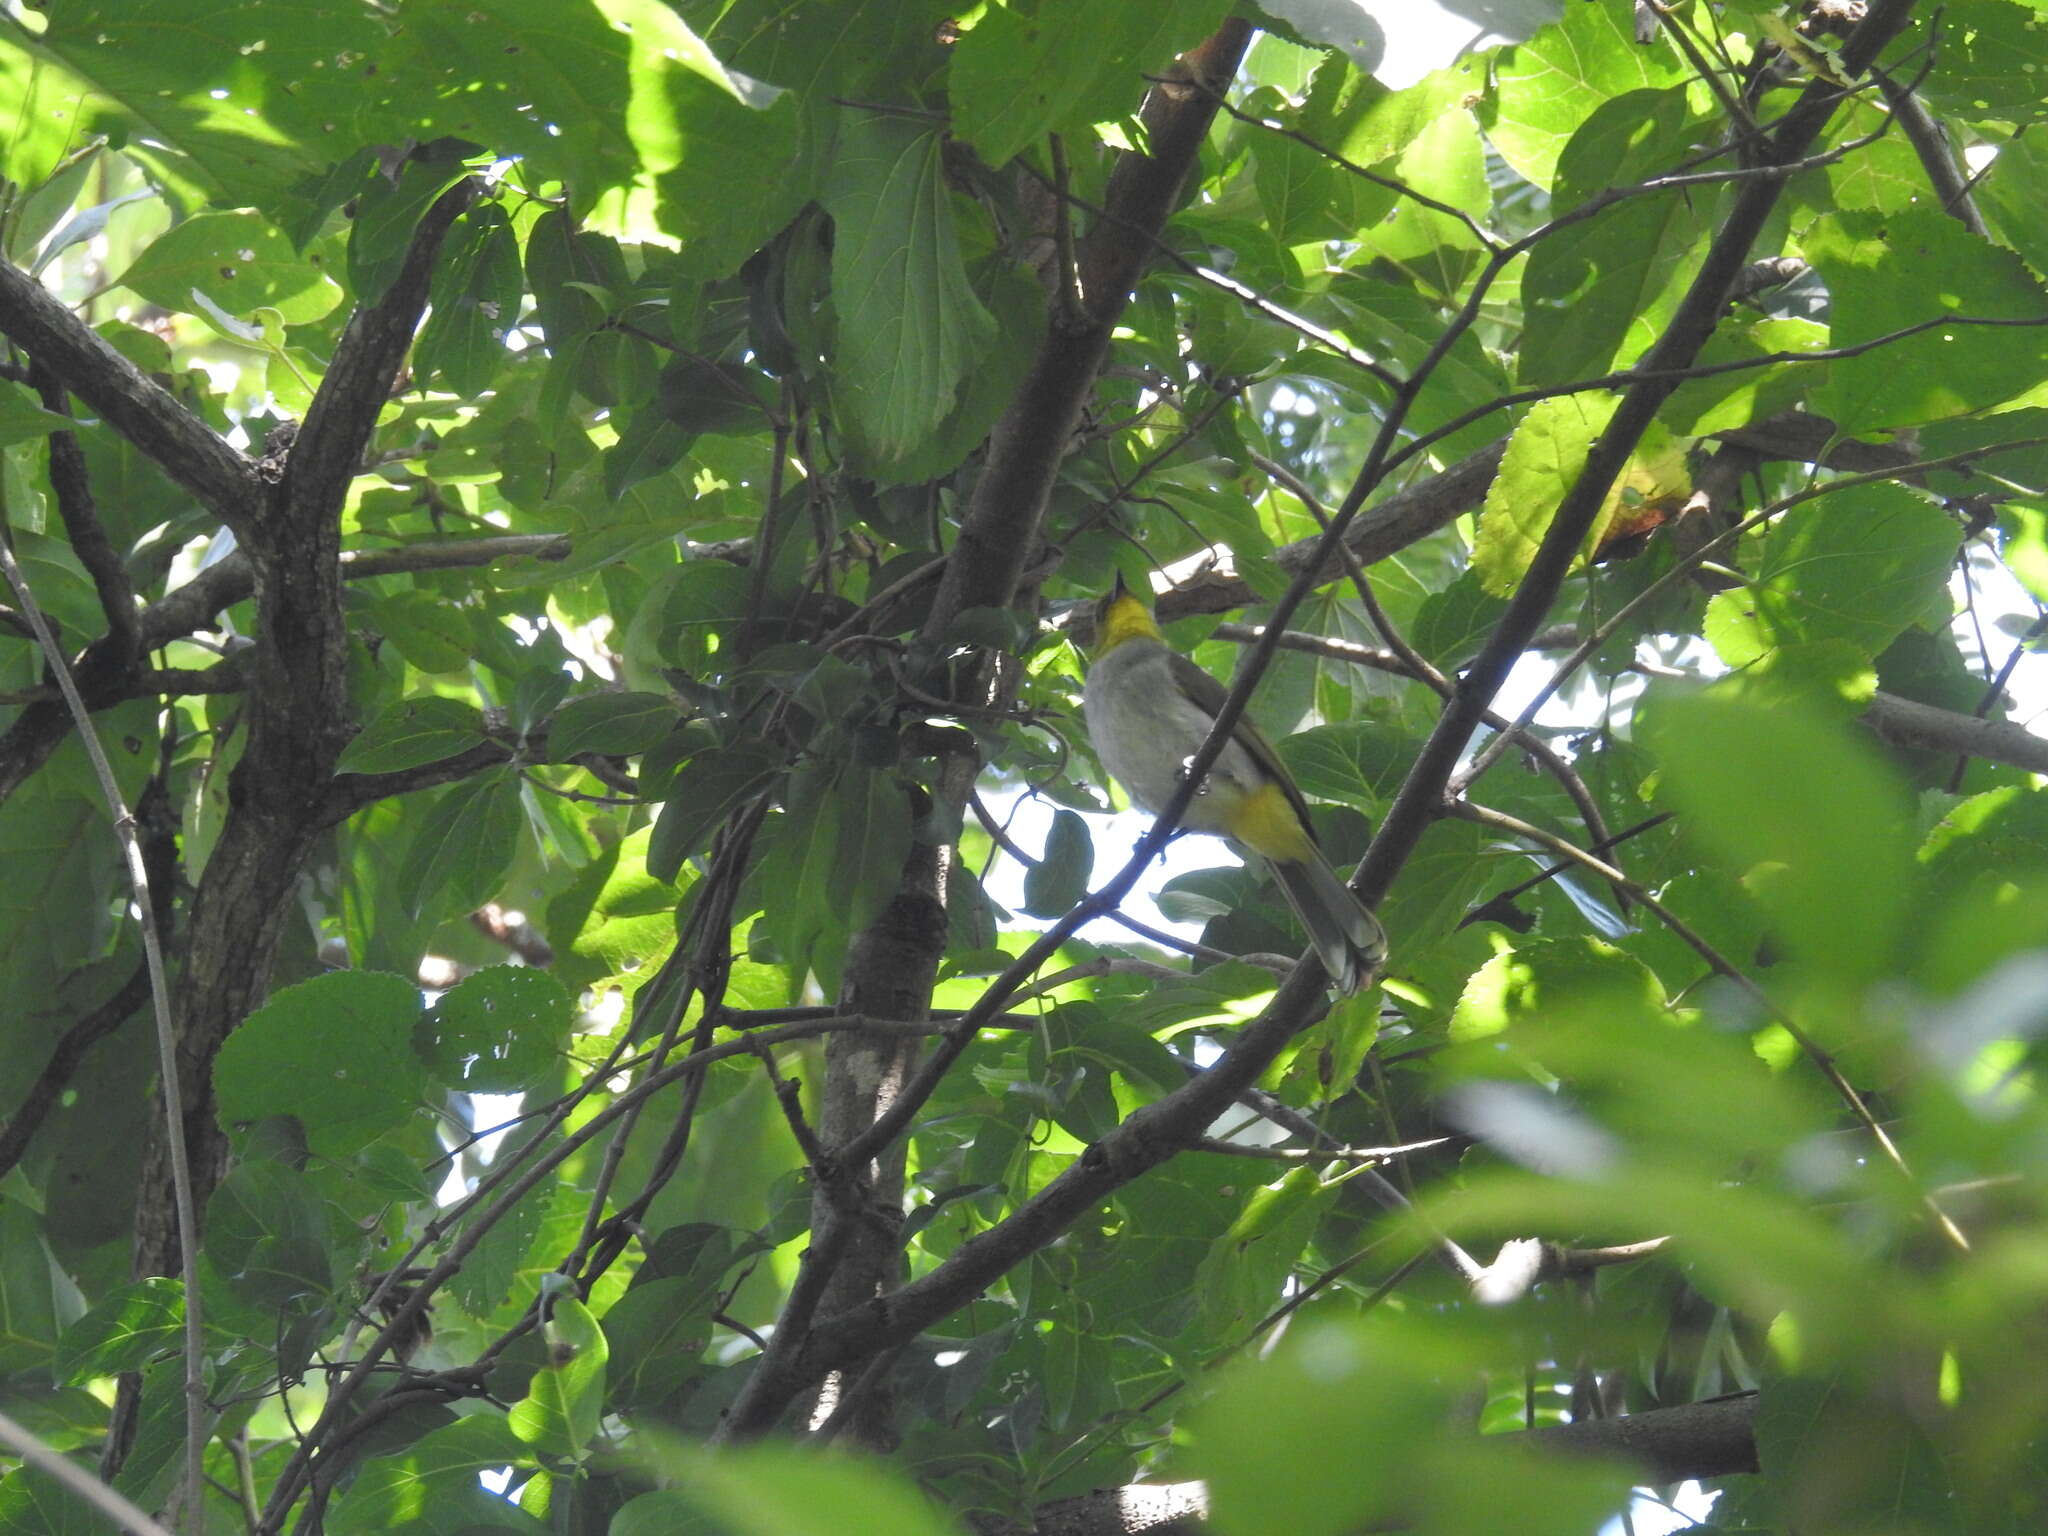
(649, 67, 811, 280)
(214, 970, 427, 1156)
(399, 766, 524, 920)
(1278, 721, 1421, 812)
(1641, 688, 1914, 986)
(115, 210, 340, 325)
(450, 1179, 559, 1318)
(1520, 88, 1709, 388)
(1472, 392, 1620, 597)
(948, 0, 1228, 169)
(1256, 53, 1475, 245)
(1486, 0, 1688, 188)
(26, 1, 388, 219)
(1750, 1374, 1956, 1532)
(204, 1160, 332, 1309)
(416, 966, 575, 1094)
(545, 690, 676, 760)
(601, 1276, 714, 1410)
(54, 1278, 183, 1385)
(508, 1297, 608, 1458)
(1703, 484, 1961, 667)
(336, 695, 488, 775)
(345, 142, 475, 302)
(549, 824, 680, 1001)
(1911, 0, 2048, 126)
(1806, 207, 2048, 433)
(415, 201, 522, 397)
(822, 110, 998, 462)
(326, 1413, 545, 1535)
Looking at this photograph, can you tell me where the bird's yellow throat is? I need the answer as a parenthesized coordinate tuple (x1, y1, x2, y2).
(1092, 587, 1162, 655)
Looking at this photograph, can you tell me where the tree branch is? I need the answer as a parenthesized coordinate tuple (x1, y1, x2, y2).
(1351, 0, 1923, 916)
(0, 258, 261, 532)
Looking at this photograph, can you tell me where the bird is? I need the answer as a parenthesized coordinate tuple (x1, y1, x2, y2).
(1081, 573, 1388, 992)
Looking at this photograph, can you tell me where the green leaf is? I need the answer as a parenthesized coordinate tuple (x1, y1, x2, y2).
(1520, 88, 1707, 387)
(398, 767, 524, 919)
(0, 1202, 66, 1374)
(450, 1180, 558, 1319)
(416, 966, 575, 1094)
(949, 0, 1229, 169)
(116, 209, 341, 324)
(346, 142, 474, 302)
(647, 741, 784, 884)
(336, 696, 489, 775)
(1277, 722, 1419, 811)
(27, 1, 387, 220)
(549, 825, 682, 1000)
(1472, 392, 1622, 596)
(1703, 484, 1960, 666)
(416, 202, 523, 397)
(1914, 1, 2048, 126)
(205, 1161, 332, 1308)
(1643, 688, 1914, 984)
(657, 1443, 962, 1536)
(0, 1463, 118, 1536)
(650, 81, 810, 280)
(214, 970, 427, 1156)
(367, 590, 477, 675)
(601, 1276, 713, 1410)
(54, 1278, 183, 1385)
(1195, 1314, 1626, 1536)
(1488, 0, 1688, 187)
(508, 1298, 609, 1458)
(327, 1414, 545, 1535)
(833, 763, 914, 934)
(1022, 807, 1094, 919)
(822, 111, 998, 461)
(1807, 207, 2048, 432)
(0, 381, 76, 447)
(1255, 55, 1474, 245)
(1193, 1167, 1330, 1337)
(545, 691, 676, 759)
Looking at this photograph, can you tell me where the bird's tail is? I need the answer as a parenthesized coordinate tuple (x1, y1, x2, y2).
(1269, 845, 1387, 994)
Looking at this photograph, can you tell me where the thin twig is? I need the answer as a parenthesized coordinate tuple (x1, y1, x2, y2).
(0, 1409, 176, 1536)
(0, 539, 204, 1528)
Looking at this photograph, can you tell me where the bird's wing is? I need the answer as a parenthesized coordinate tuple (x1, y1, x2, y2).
(1163, 648, 1320, 835)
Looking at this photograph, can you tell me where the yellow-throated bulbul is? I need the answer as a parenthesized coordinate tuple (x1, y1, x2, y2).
(1082, 575, 1387, 992)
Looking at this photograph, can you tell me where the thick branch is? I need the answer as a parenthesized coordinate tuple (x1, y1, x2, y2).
(1861, 689, 2048, 775)
(31, 362, 140, 661)
(925, 19, 1255, 635)
(1351, 0, 1922, 913)
(0, 259, 261, 531)
(129, 185, 476, 1295)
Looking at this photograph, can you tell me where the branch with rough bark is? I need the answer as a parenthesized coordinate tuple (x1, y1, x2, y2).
(722, 19, 1259, 1443)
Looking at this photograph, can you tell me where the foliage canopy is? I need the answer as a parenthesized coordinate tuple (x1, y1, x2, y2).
(3, 1, 2048, 1533)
